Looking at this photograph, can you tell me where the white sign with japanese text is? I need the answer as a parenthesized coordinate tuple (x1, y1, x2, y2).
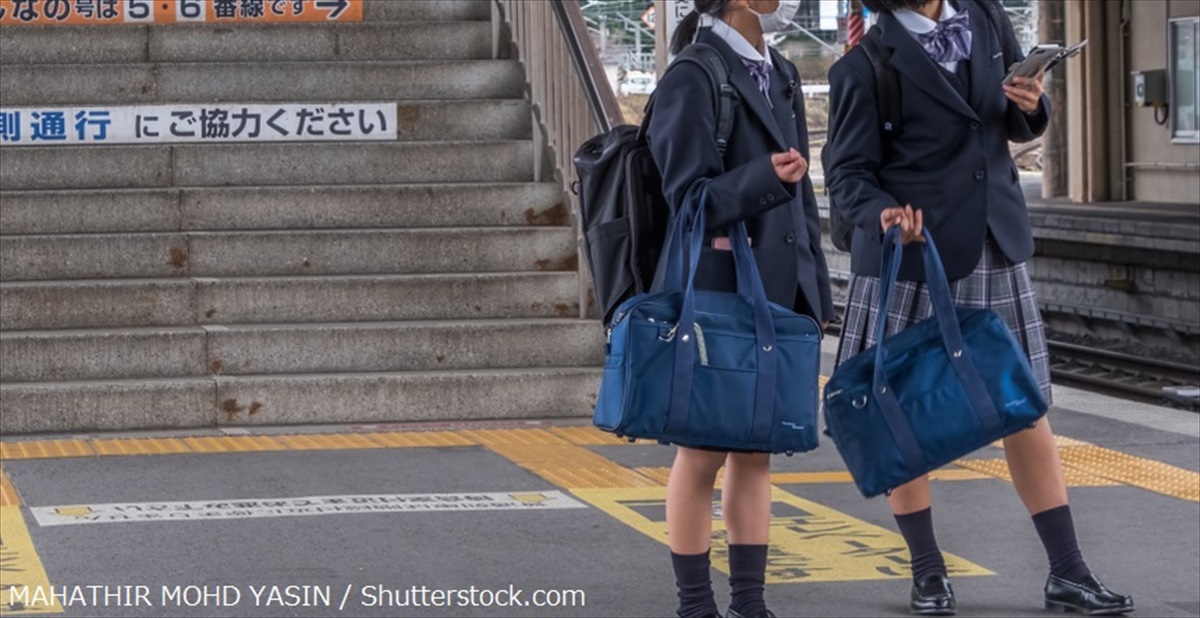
(0, 103, 397, 146)
(32, 491, 587, 526)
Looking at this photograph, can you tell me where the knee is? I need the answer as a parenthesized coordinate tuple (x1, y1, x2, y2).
(725, 452, 771, 477)
(674, 447, 726, 483)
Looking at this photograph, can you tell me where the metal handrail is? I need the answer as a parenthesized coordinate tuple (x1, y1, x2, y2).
(492, 0, 624, 318)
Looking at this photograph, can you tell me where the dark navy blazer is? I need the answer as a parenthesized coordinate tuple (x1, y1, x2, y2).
(825, 0, 1050, 282)
(647, 29, 834, 323)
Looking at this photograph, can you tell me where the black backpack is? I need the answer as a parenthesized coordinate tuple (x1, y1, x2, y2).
(573, 44, 738, 325)
(823, 0, 1017, 252)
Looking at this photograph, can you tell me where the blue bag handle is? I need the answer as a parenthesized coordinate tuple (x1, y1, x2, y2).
(664, 185, 779, 444)
(872, 228, 1005, 476)
(652, 192, 757, 300)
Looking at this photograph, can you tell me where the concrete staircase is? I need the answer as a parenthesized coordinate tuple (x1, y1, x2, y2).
(0, 0, 603, 434)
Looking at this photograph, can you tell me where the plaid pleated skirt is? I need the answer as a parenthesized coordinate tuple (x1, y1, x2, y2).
(834, 237, 1053, 405)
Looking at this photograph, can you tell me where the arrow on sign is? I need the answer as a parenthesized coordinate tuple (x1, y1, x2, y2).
(315, 0, 349, 19)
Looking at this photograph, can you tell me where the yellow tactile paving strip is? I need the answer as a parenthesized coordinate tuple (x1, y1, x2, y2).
(953, 457, 1121, 487)
(484, 442, 662, 489)
(1059, 445, 1200, 502)
(1, 426, 1196, 501)
(635, 467, 995, 487)
(91, 437, 192, 456)
(0, 439, 96, 460)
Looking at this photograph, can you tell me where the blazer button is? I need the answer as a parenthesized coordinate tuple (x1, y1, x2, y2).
(974, 170, 986, 181)
(785, 233, 796, 244)
(759, 198, 768, 205)
(970, 121, 981, 130)
(767, 193, 776, 201)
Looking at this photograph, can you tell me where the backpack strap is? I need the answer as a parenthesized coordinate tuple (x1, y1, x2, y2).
(975, 0, 1017, 70)
(860, 26, 901, 140)
(638, 43, 739, 157)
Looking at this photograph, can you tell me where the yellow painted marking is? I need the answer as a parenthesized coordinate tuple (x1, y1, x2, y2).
(92, 438, 191, 456)
(772, 468, 994, 484)
(510, 492, 551, 505)
(53, 506, 92, 518)
(571, 486, 992, 582)
(0, 440, 93, 461)
(1058, 445, 1200, 502)
(634, 467, 674, 486)
(0, 506, 62, 615)
(953, 458, 1120, 487)
(0, 467, 19, 508)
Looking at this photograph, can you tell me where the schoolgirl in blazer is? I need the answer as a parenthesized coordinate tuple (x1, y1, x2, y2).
(826, 0, 1046, 282)
(825, 1, 1133, 615)
(644, 2, 832, 617)
(649, 7, 834, 323)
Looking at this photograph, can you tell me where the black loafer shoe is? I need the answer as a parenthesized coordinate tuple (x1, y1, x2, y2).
(910, 573, 956, 615)
(1044, 573, 1134, 615)
(726, 607, 774, 618)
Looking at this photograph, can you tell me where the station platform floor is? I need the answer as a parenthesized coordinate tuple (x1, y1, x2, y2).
(1, 338, 1197, 617)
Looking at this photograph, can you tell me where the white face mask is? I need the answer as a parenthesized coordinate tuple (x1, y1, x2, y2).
(750, 0, 801, 33)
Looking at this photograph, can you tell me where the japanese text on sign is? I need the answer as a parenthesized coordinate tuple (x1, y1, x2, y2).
(0, 0, 361, 26)
(0, 103, 397, 146)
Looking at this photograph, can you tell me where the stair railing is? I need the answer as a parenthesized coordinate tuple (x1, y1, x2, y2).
(492, 0, 624, 319)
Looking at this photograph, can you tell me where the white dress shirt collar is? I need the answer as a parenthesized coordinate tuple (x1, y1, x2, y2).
(705, 16, 773, 69)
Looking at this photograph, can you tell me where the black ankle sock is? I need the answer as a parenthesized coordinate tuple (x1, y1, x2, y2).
(894, 507, 947, 582)
(728, 544, 769, 617)
(1032, 505, 1092, 582)
(671, 550, 718, 618)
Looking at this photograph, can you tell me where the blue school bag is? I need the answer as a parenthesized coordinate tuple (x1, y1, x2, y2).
(592, 187, 822, 454)
(824, 228, 1048, 497)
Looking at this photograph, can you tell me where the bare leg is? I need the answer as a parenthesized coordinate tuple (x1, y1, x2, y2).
(666, 446, 727, 554)
(887, 474, 932, 515)
(722, 451, 772, 545)
(1003, 418, 1069, 514)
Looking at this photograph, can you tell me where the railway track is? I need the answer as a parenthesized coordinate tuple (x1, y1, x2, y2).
(1047, 340, 1200, 410)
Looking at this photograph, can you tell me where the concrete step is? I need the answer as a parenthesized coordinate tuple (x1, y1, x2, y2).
(1, 141, 534, 190)
(0, 183, 567, 235)
(206, 319, 604, 376)
(0, 327, 207, 383)
(0, 278, 196, 330)
(1, 272, 581, 330)
(0, 377, 216, 434)
(196, 272, 581, 325)
(1, 22, 494, 65)
(0, 367, 598, 434)
(1, 228, 577, 280)
(0, 232, 189, 280)
(0, 319, 604, 382)
(0, 60, 524, 105)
